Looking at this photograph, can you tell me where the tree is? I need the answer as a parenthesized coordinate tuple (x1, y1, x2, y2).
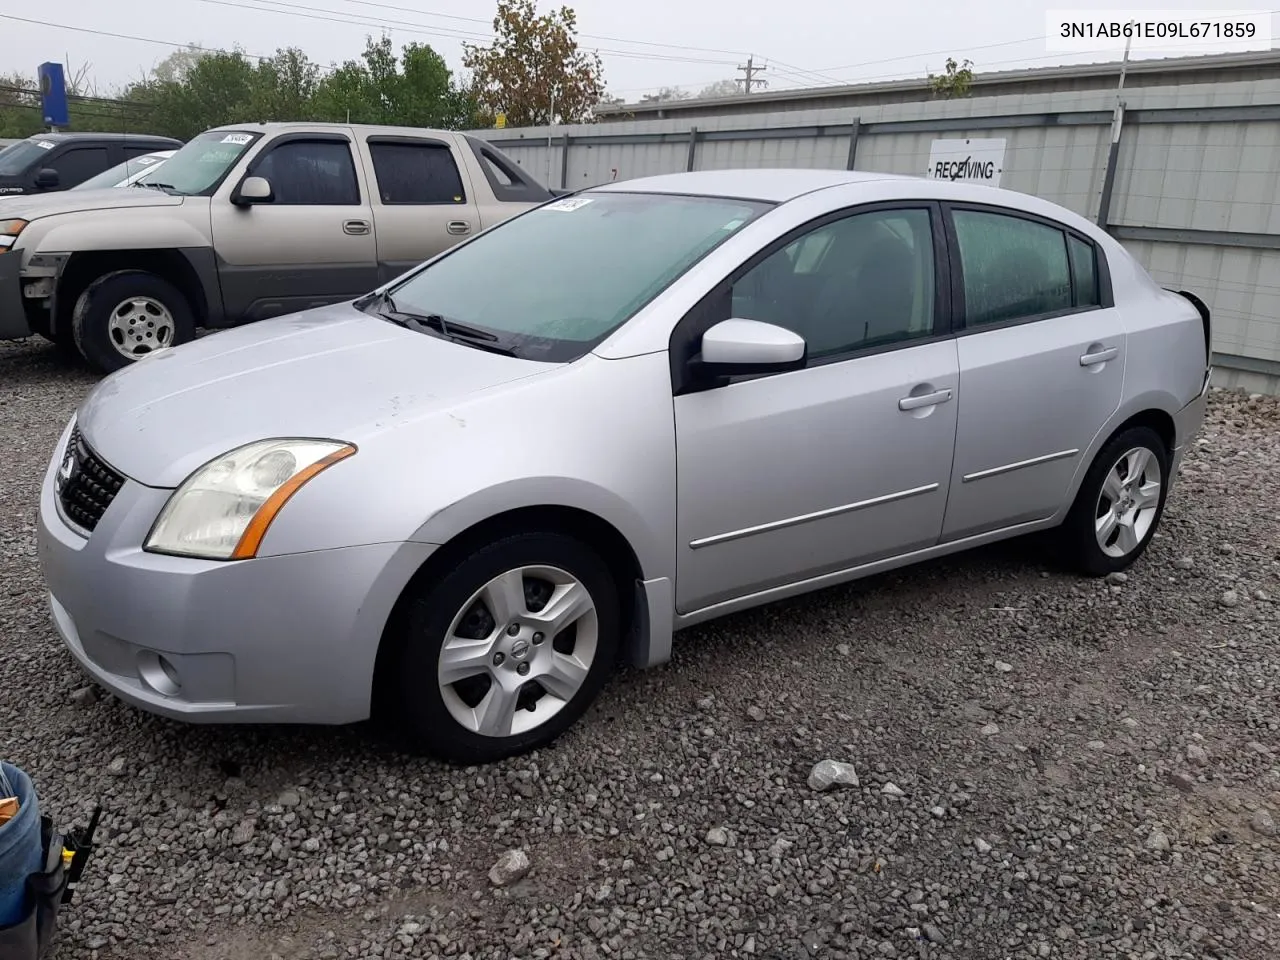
(697, 79, 741, 99)
(462, 0, 606, 127)
(928, 57, 974, 99)
(310, 36, 471, 128)
(641, 86, 691, 103)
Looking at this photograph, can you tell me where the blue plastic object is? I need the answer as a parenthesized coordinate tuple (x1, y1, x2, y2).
(0, 762, 42, 928)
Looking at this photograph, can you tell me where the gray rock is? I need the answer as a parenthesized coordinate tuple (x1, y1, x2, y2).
(1221, 590, 1240, 608)
(230, 820, 256, 846)
(1173, 557, 1195, 570)
(1106, 572, 1128, 585)
(1187, 744, 1210, 765)
(881, 782, 905, 797)
(70, 686, 99, 708)
(807, 759, 859, 791)
(974, 838, 992, 854)
(1146, 831, 1171, 852)
(705, 826, 729, 846)
(488, 849, 531, 887)
(980, 723, 1000, 736)
(277, 789, 301, 808)
(106, 757, 127, 776)
(836, 643, 851, 656)
(746, 706, 766, 722)
(994, 660, 1013, 673)
(1251, 809, 1277, 838)
(922, 923, 946, 943)
(1169, 772, 1197, 792)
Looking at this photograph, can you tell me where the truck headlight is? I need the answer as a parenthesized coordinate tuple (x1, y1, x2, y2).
(145, 439, 356, 560)
(0, 219, 27, 251)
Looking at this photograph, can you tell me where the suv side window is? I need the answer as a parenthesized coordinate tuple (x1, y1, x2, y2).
(48, 146, 111, 188)
(368, 141, 466, 204)
(951, 210, 1074, 326)
(728, 207, 937, 360)
(252, 140, 361, 205)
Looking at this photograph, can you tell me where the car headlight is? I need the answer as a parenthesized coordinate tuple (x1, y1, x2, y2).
(0, 219, 27, 252)
(144, 439, 356, 560)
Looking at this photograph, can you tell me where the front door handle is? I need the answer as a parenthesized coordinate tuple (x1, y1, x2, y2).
(447, 220, 471, 235)
(898, 388, 953, 411)
(1080, 345, 1118, 366)
(343, 219, 371, 236)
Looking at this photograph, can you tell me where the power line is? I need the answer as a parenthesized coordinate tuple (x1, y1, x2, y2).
(191, 0, 743, 66)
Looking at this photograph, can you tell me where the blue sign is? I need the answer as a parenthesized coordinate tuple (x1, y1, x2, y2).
(38, 62, 69, 128)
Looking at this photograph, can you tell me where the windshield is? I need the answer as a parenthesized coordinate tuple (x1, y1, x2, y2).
(383, 191, 771, 362)
(0, 138, 57, 177)
(138, 130, 260, 195)
(74, 154, 168, 191)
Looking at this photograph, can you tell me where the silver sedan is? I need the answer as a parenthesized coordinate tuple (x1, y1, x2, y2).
(37, 168, 1212, 764)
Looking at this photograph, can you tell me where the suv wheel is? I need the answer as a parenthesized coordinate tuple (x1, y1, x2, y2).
(1059, 425, 1170, 576)
(72, 270, 195, 374)
(390, 531, 620, 764)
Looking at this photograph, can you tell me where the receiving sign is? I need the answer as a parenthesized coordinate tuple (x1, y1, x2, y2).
(925, 138, 1005, 186)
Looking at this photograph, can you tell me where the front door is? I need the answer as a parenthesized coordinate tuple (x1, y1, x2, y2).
(673, 203, 960, 614)
(939, 204, 1126, 542)
(210, 134, 379, 323)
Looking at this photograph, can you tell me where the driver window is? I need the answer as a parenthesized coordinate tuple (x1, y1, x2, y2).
(729, 208, 936, 360)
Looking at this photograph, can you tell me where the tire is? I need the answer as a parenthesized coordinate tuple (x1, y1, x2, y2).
(390, 531, 621, 764)
(71, 270, 196, 375)
(1059, 425, 1170, 577)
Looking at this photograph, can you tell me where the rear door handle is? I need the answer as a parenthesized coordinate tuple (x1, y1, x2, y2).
(343, 219, 371, 236)
(1080, 346, 1118, 366)
(447, 220, 471, 235)
(898, 388, 952, 411)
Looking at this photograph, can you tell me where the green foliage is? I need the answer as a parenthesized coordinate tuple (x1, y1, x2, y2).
(928, 57, 974, 99)
(0, 35, 487, 141)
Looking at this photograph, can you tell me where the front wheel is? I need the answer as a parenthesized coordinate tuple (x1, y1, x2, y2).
(72, 270, 196, 374)
(391, 531, 621, 764)
(1059, 425, 1170, 576)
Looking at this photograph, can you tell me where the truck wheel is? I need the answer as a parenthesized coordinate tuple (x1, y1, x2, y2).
(72, 270, 195, 374)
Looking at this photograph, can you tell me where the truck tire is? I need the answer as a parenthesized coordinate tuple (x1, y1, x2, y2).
(72, 270, 195, 375)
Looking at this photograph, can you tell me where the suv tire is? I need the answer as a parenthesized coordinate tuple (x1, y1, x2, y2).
(72, 270, 195, 374)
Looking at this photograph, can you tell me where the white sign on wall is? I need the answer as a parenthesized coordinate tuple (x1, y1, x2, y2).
(925, 138, 1006, 186)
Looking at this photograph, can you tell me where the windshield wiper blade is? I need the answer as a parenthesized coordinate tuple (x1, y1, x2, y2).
(368, 294, 514, 355)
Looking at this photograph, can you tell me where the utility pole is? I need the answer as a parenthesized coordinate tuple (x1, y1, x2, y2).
(737, 55, 767, 94)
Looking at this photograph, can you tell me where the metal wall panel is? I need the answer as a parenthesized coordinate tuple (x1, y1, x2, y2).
(470, 79, 1280, 390)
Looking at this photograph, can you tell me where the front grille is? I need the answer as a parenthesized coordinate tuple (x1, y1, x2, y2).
(56, 426, 125, 533)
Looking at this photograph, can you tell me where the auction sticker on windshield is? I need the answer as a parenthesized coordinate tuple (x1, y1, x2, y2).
(221, 133, 254, 145)
(545, 197, 593, 212)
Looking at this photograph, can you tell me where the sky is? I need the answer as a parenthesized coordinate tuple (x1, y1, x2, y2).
(1, 0, 1277, 103)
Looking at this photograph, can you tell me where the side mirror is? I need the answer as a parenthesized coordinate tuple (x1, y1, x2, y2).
(233, 175, 273, 206)
(34, 168, 59, 190)
(690, 318, 807, 381)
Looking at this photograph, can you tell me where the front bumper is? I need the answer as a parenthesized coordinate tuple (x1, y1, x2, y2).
(0, 250, 29, 340)
(36, 424, 436, 724)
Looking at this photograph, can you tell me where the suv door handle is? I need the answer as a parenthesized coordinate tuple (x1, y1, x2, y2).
(343, 219, 371, 236)
(898, 388, 953, 411)
(1080, 345, 1118, 366)
(447, 220, 471, 235)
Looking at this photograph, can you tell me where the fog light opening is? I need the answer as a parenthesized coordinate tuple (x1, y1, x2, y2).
(137, 650, 182, 697)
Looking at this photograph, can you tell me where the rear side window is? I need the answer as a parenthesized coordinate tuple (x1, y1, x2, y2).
(253, 140, 360, 205)
(1068, 235, 1100, 307)
(368, 142, 466, 205)
(952, 210, 1073, 326)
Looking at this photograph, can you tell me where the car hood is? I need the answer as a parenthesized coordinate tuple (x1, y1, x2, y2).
(76, 302, 558, 487)
(0, 187, 183, 218)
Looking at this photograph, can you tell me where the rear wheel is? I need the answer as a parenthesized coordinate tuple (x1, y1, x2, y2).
(1059, 425, 1169, 576)
(390, 531, 620, 764)
(72, 270, 195, 374)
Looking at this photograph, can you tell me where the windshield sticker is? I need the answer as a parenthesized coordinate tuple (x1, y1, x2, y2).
(136, 156, 159, 165)
(37, 141, 55, 150)
(221, 133, 253, 145)
(722, 218, 745, 231)
(545, 197, 593, 212)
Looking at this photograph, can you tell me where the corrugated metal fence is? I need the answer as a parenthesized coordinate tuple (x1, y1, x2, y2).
(472, 79, 1280, 395)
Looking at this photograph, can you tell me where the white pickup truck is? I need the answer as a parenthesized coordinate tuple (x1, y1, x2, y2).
(0, 122, 557, 373)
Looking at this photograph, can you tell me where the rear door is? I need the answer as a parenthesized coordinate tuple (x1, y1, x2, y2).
(356, 135, 482, 284)
(939, 203, 1124, 543)
(210, 132, 379, 323)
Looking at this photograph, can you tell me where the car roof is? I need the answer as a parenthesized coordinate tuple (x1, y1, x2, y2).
(589, 168, 916, 203)
(22, 132, 180, 144)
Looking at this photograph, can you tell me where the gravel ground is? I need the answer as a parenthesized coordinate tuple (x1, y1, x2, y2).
(2, 335, 1279, 960)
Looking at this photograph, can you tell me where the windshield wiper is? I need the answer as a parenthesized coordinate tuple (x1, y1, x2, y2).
(135, 181, 176, 193)
(365, 290, 515, 355)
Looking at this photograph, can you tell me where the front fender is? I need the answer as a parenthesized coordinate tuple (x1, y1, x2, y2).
(34, 215, 211, 253)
